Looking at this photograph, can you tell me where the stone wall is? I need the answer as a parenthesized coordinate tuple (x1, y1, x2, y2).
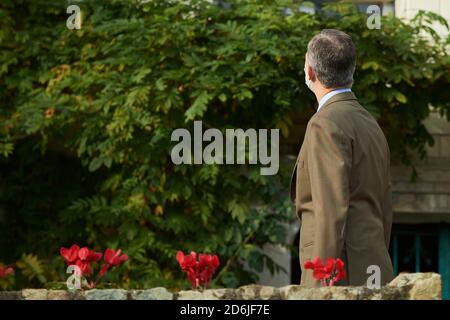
(0, 273, 441, 300)
(392, 111, 450, 223)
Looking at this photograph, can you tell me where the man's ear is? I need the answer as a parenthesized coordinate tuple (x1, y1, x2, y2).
(307, 66, 316, 82)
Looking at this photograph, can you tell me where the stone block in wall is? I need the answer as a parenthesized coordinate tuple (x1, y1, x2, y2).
(393, 193, 450, 214)
(440, 136, 450, 158)
(235, 285, 280, 300)
(391, 165, 450, 183)
(389, 272, 441, 300)
(83, 289, 128, 300)
(177, 288, 237, 300)
(47, 290, 84, 300)
(130, 287, 173, 300)
(426, 136, 441, 158)
(0, 291, 21, 300)
(21, 289, 48, 300)
(392, 181, 442, 193)
(279, 285, 410, 300)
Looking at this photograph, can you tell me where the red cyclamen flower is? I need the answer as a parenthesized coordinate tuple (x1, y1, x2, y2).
(75, 260, 92, 276)
(78, 247, 103, 263)
(60, 245, 102, 276)
(60, 244, 80, 265)
(0, 264, 14, 278)
(104, 248, 128, 266)
(176, 251, 219, 289)
(60, 244, 129, 289)
(99, 248, 128, 276)
(304, 256, 346, 286)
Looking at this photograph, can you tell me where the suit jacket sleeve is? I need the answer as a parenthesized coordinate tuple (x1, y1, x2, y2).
(306, 116, 351, 261)
(383, 146, 393, 247)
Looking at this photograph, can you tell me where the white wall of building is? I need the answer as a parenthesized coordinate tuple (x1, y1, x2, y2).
(395, 0, 450, 37)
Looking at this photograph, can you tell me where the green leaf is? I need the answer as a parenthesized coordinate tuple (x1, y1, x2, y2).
(394, 91, 408, 104)
(361, 61, 380, 71)
(227, 199, 248, 224)
(89, 157, 104, 172)
(155, 78, 166, 91)
(184, 91, 213, 121)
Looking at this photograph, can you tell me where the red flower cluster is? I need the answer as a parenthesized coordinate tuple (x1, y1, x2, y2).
(60, 244, 128, 289)
(0, 264, 13, 278)
(176, 251, 219, 289)
(60, 244, 102, 276)
(304, 257, 346, 286)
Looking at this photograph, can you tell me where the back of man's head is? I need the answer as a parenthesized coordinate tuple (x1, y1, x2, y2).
(307, 29, 356, 88)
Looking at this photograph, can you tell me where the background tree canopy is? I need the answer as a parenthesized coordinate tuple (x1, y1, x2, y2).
(0, 0, 449, 289)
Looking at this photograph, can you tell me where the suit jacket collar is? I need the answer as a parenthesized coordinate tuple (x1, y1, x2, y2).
(317, 91, 357, 113)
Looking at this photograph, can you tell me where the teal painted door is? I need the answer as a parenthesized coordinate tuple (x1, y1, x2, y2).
(439, 227, 450, 300)
(390, 224, 449, 300)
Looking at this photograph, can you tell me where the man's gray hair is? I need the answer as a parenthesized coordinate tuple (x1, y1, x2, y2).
(307, 29, 356, 88)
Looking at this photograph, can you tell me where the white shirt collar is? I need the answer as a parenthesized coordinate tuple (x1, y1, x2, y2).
(317, 88, 352, 112)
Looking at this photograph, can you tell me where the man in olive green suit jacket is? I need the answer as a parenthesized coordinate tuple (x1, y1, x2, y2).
(290, 30, 394, 287)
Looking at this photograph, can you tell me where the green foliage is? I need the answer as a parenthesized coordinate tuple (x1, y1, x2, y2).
(16, 253, 47, 285)
(0, 274, 14, 291)
(0, 0, 449, 289)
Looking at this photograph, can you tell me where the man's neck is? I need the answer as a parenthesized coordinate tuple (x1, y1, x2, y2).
(314, 87, 335, 104)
